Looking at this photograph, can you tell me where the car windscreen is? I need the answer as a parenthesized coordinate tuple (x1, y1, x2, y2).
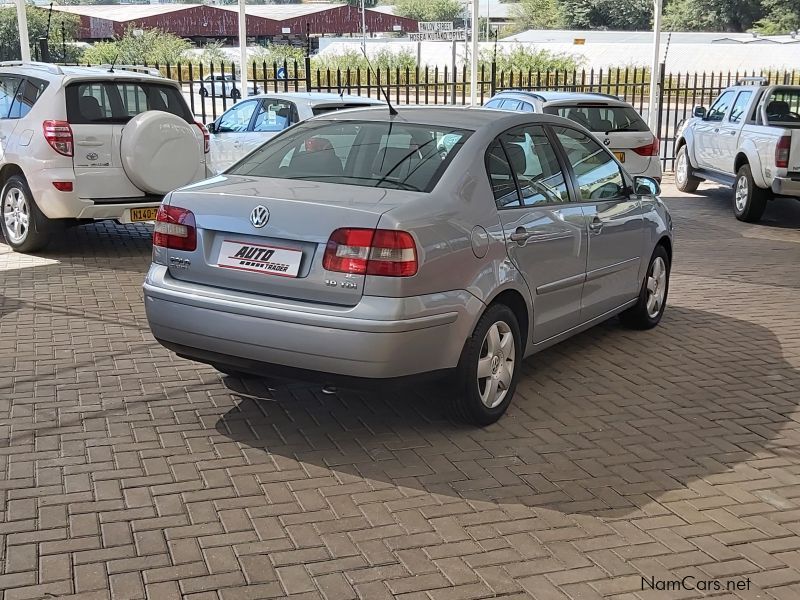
(543, 104, 649, 133)
(66, 81, 192, 125)
(764, 89, 800, 126)
(228, 120, 472, 193)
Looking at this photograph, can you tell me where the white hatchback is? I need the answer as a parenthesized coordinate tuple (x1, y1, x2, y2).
(206, 92, 384, 173)
(0, 61, 209, 252)
(485, 91, 663, 181)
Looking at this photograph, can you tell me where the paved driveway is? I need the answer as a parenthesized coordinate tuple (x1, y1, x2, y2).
(1, 184, 799, 600)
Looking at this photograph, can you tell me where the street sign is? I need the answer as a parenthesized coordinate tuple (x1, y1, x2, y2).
(277, 66, 287, 80)
(410, 23, 466, 41)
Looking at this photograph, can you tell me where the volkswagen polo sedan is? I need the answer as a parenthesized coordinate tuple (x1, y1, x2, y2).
(144, 107, 673, 425)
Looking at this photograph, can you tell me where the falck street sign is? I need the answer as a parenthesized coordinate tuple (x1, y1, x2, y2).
(409, 22, 466, 41)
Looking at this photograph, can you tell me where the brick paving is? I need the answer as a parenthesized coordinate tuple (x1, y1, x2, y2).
(1, 183, 799, 600)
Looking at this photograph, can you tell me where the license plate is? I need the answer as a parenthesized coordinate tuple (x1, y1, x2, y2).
(614, 151, 625, 163)
(218, 240, 302, 278)
(130, 207, 159, 222)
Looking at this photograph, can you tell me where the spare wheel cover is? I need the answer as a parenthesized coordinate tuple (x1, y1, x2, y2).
(121, 111, 199, 195)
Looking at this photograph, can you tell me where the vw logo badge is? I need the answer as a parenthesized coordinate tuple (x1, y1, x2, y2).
(250, 205, 269, 228)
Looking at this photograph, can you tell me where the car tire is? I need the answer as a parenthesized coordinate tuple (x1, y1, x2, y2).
(733, 164, 768, 222)
(451, 303, 522, 426)
(0, 175, 54, 253)
(675, 146, 701, 193)
(619, 245, 670, 330)
(231, 89, 241, 100)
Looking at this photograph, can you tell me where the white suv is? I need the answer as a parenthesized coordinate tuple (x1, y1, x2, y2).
(0, 62, 209, 252)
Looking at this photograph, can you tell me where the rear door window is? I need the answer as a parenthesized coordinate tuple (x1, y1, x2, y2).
(66, 81, 191, 124)
(544, 104, 649, 132)
(553, 126, 626, 200)
(8, 77, 47, 119)
(728, 91, 752, 124)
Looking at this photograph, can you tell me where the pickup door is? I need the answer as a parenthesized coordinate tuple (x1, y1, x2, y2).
(714, 90, 754, 173)
(694, 90, 735, 170)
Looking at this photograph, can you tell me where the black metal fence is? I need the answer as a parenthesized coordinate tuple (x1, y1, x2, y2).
(128, 60, 800, 171)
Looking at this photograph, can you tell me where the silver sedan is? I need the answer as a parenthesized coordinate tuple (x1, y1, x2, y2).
(144, 107, 673, 425)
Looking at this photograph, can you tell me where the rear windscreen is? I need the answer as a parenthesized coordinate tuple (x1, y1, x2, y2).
(66, 81, 191, 124)
(764, 89, 800, 126)
(543, 104, 649, 133)
(229, 120, 471, 193)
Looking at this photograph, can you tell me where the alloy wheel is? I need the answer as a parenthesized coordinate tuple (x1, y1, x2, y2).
(3, 187, 29, 245)
(735, 175, 748, 212)
(646, 256, 667, 319)
(476, 321, 515, 409)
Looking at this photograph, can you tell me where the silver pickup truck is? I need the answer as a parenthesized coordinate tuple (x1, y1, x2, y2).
(674, 78, 800, 222)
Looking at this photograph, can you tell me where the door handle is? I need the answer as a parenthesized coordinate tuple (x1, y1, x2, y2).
(509, 227, 532, 243)
(76, 140, 104, 147)
(713, 128, 720, 133)
(729, 130, 737, 135)
(588, 217, 604, 233)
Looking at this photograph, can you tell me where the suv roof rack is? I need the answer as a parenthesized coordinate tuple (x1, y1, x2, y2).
(736, 76, 769, 86)
(0, 61, 63, 75)
(95, 65, 162, 78)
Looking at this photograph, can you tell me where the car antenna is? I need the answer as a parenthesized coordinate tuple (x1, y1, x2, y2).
(360, 47, 397, 116)
(108, 53, 119, 73)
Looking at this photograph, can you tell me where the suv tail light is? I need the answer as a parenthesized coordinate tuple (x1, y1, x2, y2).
(776, 135, 791, 168)
(632, 137, 660, 157)
(43, 120, 73, 157)
(194, 121, 210, 154)
(153, 205, 197, 251)
(323, 228, 418, 277)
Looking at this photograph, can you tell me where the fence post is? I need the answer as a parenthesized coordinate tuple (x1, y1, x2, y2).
(490, 61, 496, 97)
(656, 62, 666, 168)
(304, 55, 312, 92)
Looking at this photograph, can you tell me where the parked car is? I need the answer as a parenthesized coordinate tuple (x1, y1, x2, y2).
(197, 74, 260, 100)
(144, 107, 672, 426)
(0, 61, 209, 253)
(484, 91, 662, 182)
(674, 78, 800, 221)
(206, 92, 384, 173)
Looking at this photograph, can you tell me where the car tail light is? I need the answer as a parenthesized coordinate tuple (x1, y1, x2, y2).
(194, 120, 210, 154)
(632, 137, 660, 157)
(43, 120, 73, 157)
(52, 181, 73, 192)
(153, 205, 197, 251)
(323, 228, 418, 277)
(776, 135, 791, 168)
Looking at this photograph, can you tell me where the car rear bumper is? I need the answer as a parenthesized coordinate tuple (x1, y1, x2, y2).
(771, 176, 800, 197)
(143, 264, 485, 380)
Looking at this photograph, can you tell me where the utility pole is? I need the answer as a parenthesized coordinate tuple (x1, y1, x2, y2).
(15, 0, 31, 62)
(469, 0, 478, 105)
(238, 0, 248, 98)
(648, 0, 663, 131)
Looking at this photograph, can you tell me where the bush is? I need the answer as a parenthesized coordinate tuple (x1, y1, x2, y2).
(483, 44, 584, 72)
(0, 7, 81, 62)
(313, 48, 418, 73)
(249, 44, 305, 67)
(82, 28, 192, 66)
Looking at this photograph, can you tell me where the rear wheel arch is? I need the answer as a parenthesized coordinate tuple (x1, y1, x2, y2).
(484, 288, 530, 355)
(0, 164, 26, 189)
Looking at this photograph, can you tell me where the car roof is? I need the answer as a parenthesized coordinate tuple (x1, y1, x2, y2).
(248, 91, 385, 105)
(493, 90, 627, 106)
(0, 63, 166, 83)
(314, 105, 572, 130)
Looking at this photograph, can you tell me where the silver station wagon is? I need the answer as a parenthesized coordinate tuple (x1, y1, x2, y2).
(144, 107, 673, 425)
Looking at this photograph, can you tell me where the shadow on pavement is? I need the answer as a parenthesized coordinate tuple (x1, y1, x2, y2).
(215, 306, 800, 519)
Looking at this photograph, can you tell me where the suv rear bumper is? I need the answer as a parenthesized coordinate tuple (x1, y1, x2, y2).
(771, 176, 800, 197)
(143, 264, 484, 379)
(30, 170, 162, 219)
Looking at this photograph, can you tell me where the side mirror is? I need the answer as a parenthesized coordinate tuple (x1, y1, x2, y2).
(634, 176, 661, 196)
(206, 122, 216, 134)
(693, 106, 707, 118)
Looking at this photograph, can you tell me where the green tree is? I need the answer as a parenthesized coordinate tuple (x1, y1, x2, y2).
(662, 0, 763, 32)
(394, 0, 464, 22)
(82, 27, 192, 65)
(559, 0, 651, 30)
(0, 7, 81, 61)
(755, 0, 800, 33)
(508, 0, 565, 33)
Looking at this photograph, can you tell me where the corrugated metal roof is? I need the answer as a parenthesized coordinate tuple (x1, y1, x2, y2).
(503, 29, 800, 45)
(50, 3, 201, 22)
